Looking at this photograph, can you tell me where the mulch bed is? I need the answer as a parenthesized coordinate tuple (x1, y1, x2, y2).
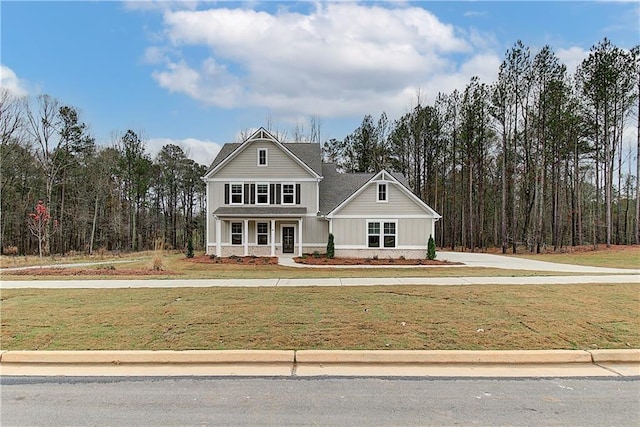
(294, 256, 462, 266)
(185, 255, 279, 265)
(9, 268, 176, 276)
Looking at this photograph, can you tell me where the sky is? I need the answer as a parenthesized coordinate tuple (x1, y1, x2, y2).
(2, 1, 639, 167)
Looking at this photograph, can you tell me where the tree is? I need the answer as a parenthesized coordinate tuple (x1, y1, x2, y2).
(27, 200, 57, 258)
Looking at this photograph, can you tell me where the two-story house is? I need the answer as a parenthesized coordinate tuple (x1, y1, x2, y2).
(203, 127, 440, 258)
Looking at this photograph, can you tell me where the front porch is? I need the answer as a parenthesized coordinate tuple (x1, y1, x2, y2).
(209, 207, 307, 257)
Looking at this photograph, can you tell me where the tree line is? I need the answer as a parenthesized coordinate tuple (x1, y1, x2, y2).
(1, 37, 638, 256)
(325, 38, 639, 252)
(1, 92, 207, 256)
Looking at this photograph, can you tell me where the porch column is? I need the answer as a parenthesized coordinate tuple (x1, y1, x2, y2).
(270, 219, 275, 257)
(215, 217, 221, 257)
(298, 218, 303, 257)
(243, 219, 249, 256)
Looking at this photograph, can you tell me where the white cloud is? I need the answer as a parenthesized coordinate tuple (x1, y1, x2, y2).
(146, 137, 222, 165)
(556, 46, 589, 75)
(1, 65, 29, 97)
(147, 3, 491, 119)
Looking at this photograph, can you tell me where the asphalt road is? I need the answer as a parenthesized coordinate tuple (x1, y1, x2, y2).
(2, 376, 639, 426)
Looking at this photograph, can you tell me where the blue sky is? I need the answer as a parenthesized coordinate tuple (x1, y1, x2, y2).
(2, 1, 639, 165)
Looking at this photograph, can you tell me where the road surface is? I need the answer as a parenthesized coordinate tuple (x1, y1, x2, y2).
(2, 376, 638, 426)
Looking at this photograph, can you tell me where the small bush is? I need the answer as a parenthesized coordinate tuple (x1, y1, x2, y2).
(150, 238, 165, 271)
(209, 254, 217, 260)
(373, 255, 378, 260)
(186, 237, 194, 259)
(399, 255, 405, 260)
(427, 235, 437, 260)
(2, 246, 18, 256)
(326, 233, 335, 259)
(313, 250, 321, 258)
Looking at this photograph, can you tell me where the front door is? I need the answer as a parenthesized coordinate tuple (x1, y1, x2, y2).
(282, 226, 295, 254)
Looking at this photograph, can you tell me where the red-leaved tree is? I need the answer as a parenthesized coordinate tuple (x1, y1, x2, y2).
(27, 200, 58, 258)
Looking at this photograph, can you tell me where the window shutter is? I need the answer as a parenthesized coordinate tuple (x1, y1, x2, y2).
(250, 184, 256, 204)
(276, 184, 281, 205)
(270, 184, 275, 204)
(224, 184, 229, 204)
(244, 184, 250, 204)
(295, 184, 301, 204)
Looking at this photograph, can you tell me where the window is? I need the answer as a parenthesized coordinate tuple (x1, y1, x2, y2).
(231, 222, 243, 245)
(257, 148, 268, 166)
(256, 184, 269, 205)
(368, 222, 380, 248)
(377, 183, 387, 202)
(282, 184, 295, 204)
(257, 222, 268, 245)
(383, 222, 396, 248)
(231, 184, 243, 205)
(367, 221, 396, 248)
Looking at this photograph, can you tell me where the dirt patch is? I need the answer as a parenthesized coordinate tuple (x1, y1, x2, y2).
(9, 268, 176, 276)
(185, 255, 279, 265)
(294, 256, 462, 266)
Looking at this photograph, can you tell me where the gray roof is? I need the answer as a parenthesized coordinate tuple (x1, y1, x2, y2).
(214, 206, 307, 217)
(206, 142, 322, 176)
(319, 164, 374, 215)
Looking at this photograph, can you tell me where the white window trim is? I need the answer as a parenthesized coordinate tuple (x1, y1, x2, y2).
(257, 148, 268, 167)
(256, 222, 269, 245)
(256, 182, 270, 205)
(231, 222, 243, 245)
(366, 219, 397, 248)
(230, 182, 244, 205)
(377, 182, 388, 203)
(281, 182, 296, 205)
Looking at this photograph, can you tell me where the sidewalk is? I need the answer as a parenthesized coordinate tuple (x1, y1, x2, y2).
(2, 349, 638, 377)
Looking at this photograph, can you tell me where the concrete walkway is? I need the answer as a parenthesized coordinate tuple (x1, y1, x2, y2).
(1, 274, 638, 289)
(279, 251, 640, 274)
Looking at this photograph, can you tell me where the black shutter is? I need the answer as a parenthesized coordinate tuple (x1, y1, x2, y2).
(295, 184, 301, 204)
(250, 184, 256, 204)
(270, 184, 275, 204)
(224, 184, 229, 204)
(276, 184, 281, 205)
(244, 184, 250, 204)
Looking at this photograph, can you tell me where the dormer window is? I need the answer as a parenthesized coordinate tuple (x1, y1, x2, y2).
(257, 148, 268, 166)
(377, 183, 387, 202)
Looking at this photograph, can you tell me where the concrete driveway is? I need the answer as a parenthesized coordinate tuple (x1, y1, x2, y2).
(437, 251, 640, 274)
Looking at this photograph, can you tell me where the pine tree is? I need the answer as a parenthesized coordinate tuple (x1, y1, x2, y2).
(326, 233, 335, 258)
(427, 235, 437, 260)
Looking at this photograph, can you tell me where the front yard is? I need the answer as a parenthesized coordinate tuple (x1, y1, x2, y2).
(2, 284, 638, 351)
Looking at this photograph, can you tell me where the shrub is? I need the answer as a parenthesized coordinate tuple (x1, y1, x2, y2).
(326, 233, 335, 259)
(372, 255, 378, 260)
(313, 250, 321, 258)
(150, 238, 165, 271)
(186, 237, 194, 259)
(2, 246, 18, 256)
(427, 235, 437, 260)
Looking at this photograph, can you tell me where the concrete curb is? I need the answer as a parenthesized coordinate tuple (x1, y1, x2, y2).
(2, 349, 638, 366)
(0, 350, 294, 365)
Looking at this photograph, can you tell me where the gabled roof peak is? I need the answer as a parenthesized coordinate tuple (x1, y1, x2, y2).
(245, 127, 279, 144)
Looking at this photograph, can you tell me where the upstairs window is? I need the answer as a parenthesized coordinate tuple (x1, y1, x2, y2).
(231, 183, 243, 204)
(257, 148, 268, 166)
(282, 184, 295, 204)
(377, 183, 387, 202)
(256, 184, 269, 204)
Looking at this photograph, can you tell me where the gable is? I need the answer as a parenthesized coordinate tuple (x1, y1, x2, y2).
(204, 127, 322, 179)
(327, 170, 440, 218)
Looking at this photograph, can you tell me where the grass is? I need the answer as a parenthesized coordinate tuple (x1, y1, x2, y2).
(2, 284, 638, 351)
(511, 245, 640, 269)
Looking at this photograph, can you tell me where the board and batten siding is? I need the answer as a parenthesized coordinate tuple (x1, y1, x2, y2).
(214, 141, 311, 179)
(336, 182, 427, 216)
(331, 217, 432, 247)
